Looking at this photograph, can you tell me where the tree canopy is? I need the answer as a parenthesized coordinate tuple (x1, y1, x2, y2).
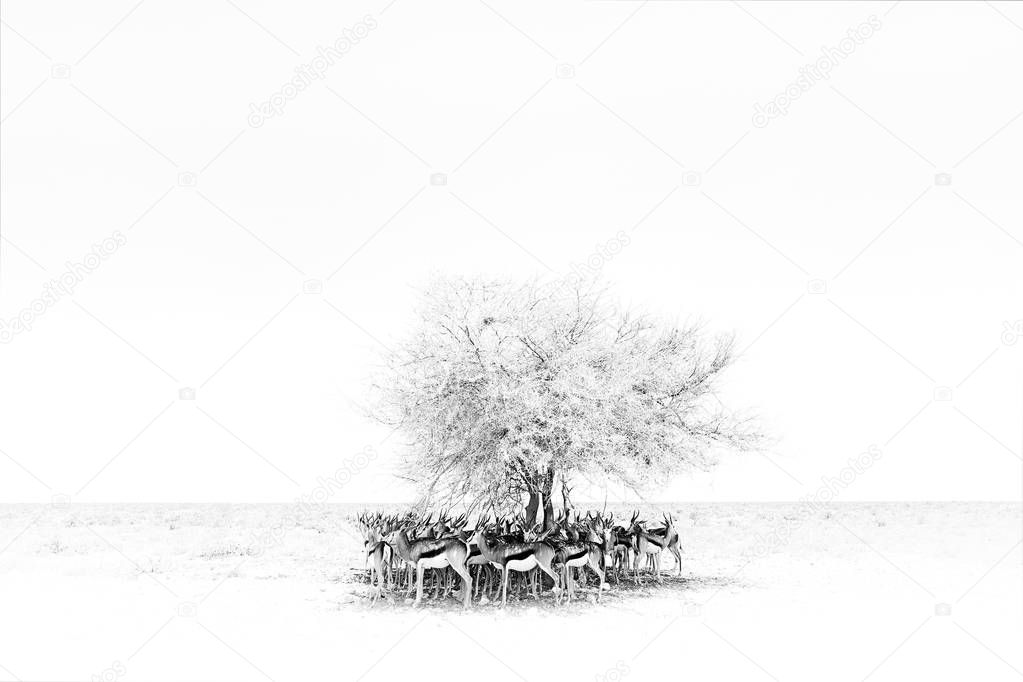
(369, 276, 760, 519)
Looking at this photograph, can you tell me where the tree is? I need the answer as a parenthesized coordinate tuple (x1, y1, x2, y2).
(368, 275, 760, 525)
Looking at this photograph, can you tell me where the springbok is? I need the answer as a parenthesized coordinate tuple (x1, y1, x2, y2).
(470, 520, 562, 607)
(647, 513, 683, 575)
(559, 516, 608, 602)
(387, 527, 473, 608)
(605, 513, 633, 582)
(364, 538, 391, 603)
(356, 512, 392, 603)
(631, 513, 678, 584)
(354, 507, 687, 604)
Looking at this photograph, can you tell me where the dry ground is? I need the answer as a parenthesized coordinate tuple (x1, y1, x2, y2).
(1, 502, 1020, 681)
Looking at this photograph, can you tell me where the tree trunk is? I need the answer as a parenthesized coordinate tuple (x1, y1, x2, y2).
(524, 467, 557, 529)
(561, 476, 573, 517)
(542, 493, 554, 531)
(541, 467, 555, 531)
(524, 491, 540, 526)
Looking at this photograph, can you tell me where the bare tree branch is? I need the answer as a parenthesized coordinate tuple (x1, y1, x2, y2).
(366, 275, 762, 508)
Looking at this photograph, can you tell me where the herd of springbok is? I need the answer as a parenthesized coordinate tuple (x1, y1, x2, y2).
(353, 509, 683, 608)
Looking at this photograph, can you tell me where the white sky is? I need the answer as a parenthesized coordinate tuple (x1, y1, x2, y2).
(1, 0, 1021, 504)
